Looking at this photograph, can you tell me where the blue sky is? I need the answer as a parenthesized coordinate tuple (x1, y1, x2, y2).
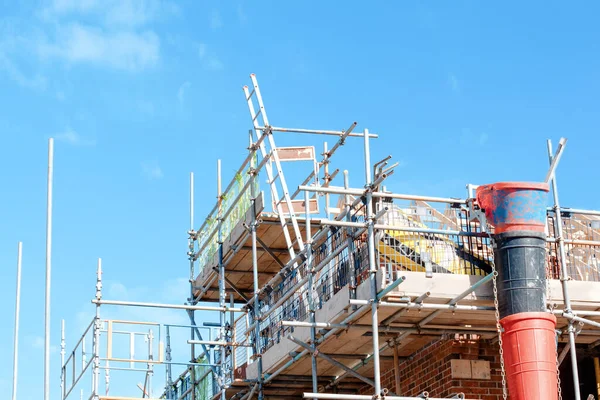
(1, 1, 600, 398)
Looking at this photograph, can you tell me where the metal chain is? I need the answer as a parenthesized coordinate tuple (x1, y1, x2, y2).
(490, 259, 508, 400)
(547, 268, 563, 399)
(555, 327, 563, 400)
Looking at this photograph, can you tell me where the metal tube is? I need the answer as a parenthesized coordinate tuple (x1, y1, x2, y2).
(327, 122, 358, 157)
(249, 166, 264, 400)
(393, 343, 401, 394)
(299, 185, 466, 204)
(257, 125, 377, 138)
(563, 314, 600, 330)
(557, 340, 571, 367)
(12, 242, 23, 400)
(44, 138, 54, 400)
(316, 217, 489, 238)
(382, 291, 430, 327)
(187, 340, 253, 347)
(547, 139, 580, 400)
(230, 293, 235, 384)
(546, 238, 600, 246)
(363, 128, 382, 399)
(92, 259, 102, 397)
(193, 132, 267, 241)
(60, 320, 65, 400)
(91, 299, 245, 313)
(376, 276, 405, 300)
(288, 336, 375, 387)
(594, 357, 600, 399)
(305, 190, 318, 400)
(416, 273, 494, 328)
(548, 207, 600, 217)
(281, 321, 495, 336)
(245, 238, 352, 335)
(217, 159, 227, 400)
(263, 305, 370, 384)
(189, 171, 196, 400)
(545, 138, 567, 183)
(350, 299, 494, 311)
(194, 153, 271, 259)
(302, 394, 462, 400)
(166, 326, 173, 399)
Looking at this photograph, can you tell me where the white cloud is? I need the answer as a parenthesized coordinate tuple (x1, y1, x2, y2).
(55, 127, 96, 146)
(206, 57, 223, 71)
(38, 23, 160, 71)
(198, 43, 207, 58)
(108, 281, 129, 298)
(237, 3, 247, 24)
(210, 9, 223, 30)
(141, 161, 163, 180)
(177, 81, 191, 104)
(0, 30, 47, 90)
(448, 73, 460, 93)
(44, 0, 179, 28)
(0, 53, 47, 89)
(479, 132, 489, 145)
(0, 0, 176, 89)
(197, 43, 223, 71)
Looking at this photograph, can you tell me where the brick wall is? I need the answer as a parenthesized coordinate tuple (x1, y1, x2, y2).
(359, 336, 506, 399)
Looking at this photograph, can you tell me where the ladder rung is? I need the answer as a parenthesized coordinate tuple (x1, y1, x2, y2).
(275, 194, 286, 207)
(268, 172, 280, 184)
(252, 108, 262, 122)
(246, 88, 256, 101)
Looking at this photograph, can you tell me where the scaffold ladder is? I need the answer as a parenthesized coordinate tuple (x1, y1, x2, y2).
(243, 74, 305, 261)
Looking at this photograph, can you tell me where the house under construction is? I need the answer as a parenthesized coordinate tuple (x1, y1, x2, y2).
(59, 74, 600, 400)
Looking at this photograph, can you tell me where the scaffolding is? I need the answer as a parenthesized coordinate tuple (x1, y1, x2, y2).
(52, 74, 600, 400)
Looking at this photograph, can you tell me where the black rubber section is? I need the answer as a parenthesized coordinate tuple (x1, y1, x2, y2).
(494, 231, 547, 319)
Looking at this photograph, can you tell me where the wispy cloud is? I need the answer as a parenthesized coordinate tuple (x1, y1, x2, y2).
(0, 30, 47, 90)
(0, 54, 47, 90)
(197, 43, 223, 71)
(38, 23, 160, 71)
(448, 73, 460, 93)
(177, 81, 191, 104)
(237, 3, 247, 24)
(141, 161, 163, 180)
(479, 132, 489, 145)
(55, 127, 96, 146)
(0, 0, 174, 87)
(460, 128, 490, 147)
(42, 0, 179, 28)
(210, 9, 223, 30)
(198, 43, 207, 58)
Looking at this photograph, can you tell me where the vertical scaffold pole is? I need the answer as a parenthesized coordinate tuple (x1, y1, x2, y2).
(189, 171, 196, 400)
(12, 242, 23, 400)
(344, 171, 357, 305)
(305, 190, 318, 399)
(324, 142, 334, 301)
(92, 259, 102, 399)
(44, 138, 54, 400)
(217, 159, 227, 400)
(250, 151, 264, 400)
(60, 320, 66, 400)
(230, 293, 235, 384)
(165, 326, 173, 399)
(364, 128, 382, 399)
(547, 139, 580, 400)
